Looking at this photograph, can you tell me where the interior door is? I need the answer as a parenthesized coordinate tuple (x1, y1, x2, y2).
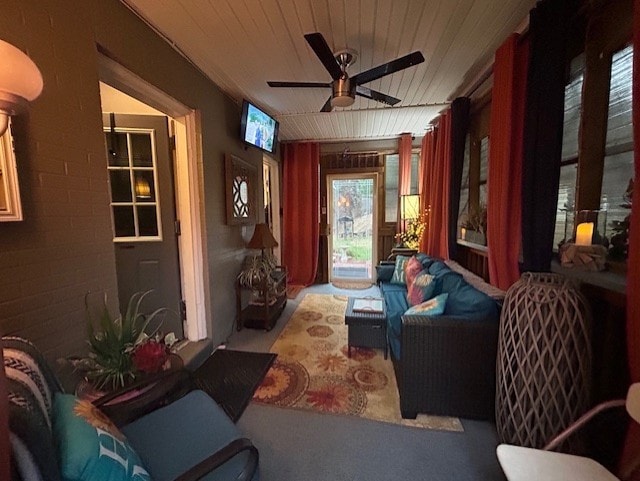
(327, 174, 377, 283)
(103, 113, 183, 336)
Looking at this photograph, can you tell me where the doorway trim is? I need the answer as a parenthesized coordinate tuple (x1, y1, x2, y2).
(263, 155, 281, 262)
(326, 172, 379, 283)
(98, 54, 209, 341)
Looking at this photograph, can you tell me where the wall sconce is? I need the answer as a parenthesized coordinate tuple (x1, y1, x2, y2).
(0, 39, 44, 136)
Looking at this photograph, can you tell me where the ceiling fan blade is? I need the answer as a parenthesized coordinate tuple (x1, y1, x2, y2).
(267, 81, 330, 88)
(320, 97, 333, 112)
(352, 51, 425, 86)
(304, 32, 343, 81)
(356, 86, 401, 106)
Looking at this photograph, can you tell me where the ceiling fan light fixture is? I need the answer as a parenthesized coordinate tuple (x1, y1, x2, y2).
(331, 78, 355, 108)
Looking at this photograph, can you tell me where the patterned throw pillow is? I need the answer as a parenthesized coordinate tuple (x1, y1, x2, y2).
(405, 293, 449, 316)
(390, 255, 410, 285)
(406, 272, 436, 306)
(403, 256, 423, 289)
(53, 393, 150, 481)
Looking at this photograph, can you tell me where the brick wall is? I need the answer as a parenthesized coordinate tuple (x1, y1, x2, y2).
(0, 0, 262, 361)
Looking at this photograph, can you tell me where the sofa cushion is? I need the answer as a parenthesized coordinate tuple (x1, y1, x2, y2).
(375, 263, 395, 283)
(428, 260, 451, 276)
(390, 255, 410, 285)
(441, 276, 499, 319)
(405, 293, 448, 316)
(53, 393, 150, 481)
(406, 272, 436, 306)
(379, 282, 409, 358)
(415, 253, 435, 270)
(123, 390, 255, 481)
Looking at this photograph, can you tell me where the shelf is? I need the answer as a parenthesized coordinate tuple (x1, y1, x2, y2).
(236, 265, 287, 331)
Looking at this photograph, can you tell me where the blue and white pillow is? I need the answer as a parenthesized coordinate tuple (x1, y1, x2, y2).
(405, 293, 448, 316)
(53, 393, 150, 481)
(390, 255, 410, 285)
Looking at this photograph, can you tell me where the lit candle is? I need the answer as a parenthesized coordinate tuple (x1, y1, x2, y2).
(575, 222, 594, 246)
(461, 227, 466, 240)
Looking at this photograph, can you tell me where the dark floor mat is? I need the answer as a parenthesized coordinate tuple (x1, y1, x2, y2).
(192, 349, 277, 422)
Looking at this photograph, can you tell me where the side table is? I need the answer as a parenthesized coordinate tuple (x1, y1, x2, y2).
(345, 297, 388, 359)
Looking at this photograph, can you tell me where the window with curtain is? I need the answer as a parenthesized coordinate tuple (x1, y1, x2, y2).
(554, 45, 634, 255)
(384, 152, 420, 223)
(457, 100, 490, 242)
(554, 53, 584, 250)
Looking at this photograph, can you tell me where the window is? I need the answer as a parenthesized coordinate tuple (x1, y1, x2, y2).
(554, 44, 634, 254)
(554, 54, 584, 250)
(458, 100, 491, 242)
(384, 152, 420, 223)
(105, 130, 162, 241)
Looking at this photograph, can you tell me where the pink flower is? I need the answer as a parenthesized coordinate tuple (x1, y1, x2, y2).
(132, 340, 169, 373)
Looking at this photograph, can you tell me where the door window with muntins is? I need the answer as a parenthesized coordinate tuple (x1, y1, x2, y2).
(105, 129, 162, 241)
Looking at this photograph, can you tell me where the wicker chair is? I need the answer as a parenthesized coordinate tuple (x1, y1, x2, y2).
(394, 313, 499, 420)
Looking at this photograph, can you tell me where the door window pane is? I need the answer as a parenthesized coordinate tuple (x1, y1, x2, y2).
(130, 133, 154, 167)
(113, 206, 135, 237)
(105, 130, 161, 241)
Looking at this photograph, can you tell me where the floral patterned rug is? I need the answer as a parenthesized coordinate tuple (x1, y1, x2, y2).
(252, 294, 463, 431)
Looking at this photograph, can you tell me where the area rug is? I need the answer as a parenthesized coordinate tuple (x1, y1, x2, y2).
(331, 281, 373, 290)
(286, 284, 305, 299)
(193, 348, 276, 422)
(252, 294, 463, 432)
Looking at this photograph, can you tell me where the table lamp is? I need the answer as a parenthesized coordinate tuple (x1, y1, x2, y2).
(247, 223, 278, 260)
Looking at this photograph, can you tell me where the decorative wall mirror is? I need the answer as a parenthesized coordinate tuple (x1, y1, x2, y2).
(225, 153, 257, 225)
(0, 122, 23, 222)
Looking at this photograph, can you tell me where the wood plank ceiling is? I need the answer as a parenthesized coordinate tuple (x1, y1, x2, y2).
(122, 0, 536, 143)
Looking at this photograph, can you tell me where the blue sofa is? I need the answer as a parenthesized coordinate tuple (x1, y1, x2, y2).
(377, 253, 502, 420)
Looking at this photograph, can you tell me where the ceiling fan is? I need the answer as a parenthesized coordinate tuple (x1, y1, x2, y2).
(267, 32, 425, 112)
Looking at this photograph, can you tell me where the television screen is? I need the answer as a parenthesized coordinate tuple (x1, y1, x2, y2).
(241, 100, 279, 154)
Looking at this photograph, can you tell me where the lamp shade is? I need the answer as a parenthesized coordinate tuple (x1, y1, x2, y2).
(0, 39, 43, 113)
(247, 223, 278, 249)
(401, 194, 420, 220)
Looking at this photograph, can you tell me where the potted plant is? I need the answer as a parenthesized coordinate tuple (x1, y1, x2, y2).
(395, 210, 428, 250)
(70, 291, 177, 392)
(608, 179, 633, 266)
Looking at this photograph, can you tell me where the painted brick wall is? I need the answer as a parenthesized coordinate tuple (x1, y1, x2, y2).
(0, 0, 263, 361)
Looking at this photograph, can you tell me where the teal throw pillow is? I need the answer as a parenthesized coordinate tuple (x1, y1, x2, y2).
(53, 393, 151, 481)
(405, 292, 448, 316)
(406, 272, 436, 306)
(391, 255, 410, 285)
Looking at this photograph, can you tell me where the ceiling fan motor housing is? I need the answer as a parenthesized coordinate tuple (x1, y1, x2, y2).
(331, 77, 355, 107)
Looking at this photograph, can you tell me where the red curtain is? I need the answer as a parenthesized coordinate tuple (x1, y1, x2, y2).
(487, 34, 529, 290)
(423, 111, 452, 259)
(282, 142, 319, 286)
(620, 0, 640, 477)
(419, 130, 436, 254)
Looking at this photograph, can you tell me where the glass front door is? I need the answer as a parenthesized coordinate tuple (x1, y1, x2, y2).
(328, 174, 377, 282)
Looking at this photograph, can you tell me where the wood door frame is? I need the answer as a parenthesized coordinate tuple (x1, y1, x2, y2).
(326, 172, 379, 283)
(98, 54, 209, 341)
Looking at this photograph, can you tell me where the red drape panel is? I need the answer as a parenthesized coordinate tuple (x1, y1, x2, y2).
(282, 142, 319, 286)
(487, 34, 529, 290)
(620, 0, 640, 477)
(424, 111, 452, 259)
(419, 130, 436, 253)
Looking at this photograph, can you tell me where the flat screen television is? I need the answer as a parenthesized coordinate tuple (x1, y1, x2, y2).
(240, 100, 279, 154)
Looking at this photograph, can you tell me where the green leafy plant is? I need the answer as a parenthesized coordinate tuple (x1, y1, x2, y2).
(608, 179, 633, 261)
(72, 291, 169, 391)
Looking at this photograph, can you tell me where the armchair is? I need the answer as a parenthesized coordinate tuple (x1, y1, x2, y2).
(2, 336, 259, 481)
(497, 383, 640, 481)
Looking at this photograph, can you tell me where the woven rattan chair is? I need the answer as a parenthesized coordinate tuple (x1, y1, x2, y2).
(497, 383, 640, 481)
